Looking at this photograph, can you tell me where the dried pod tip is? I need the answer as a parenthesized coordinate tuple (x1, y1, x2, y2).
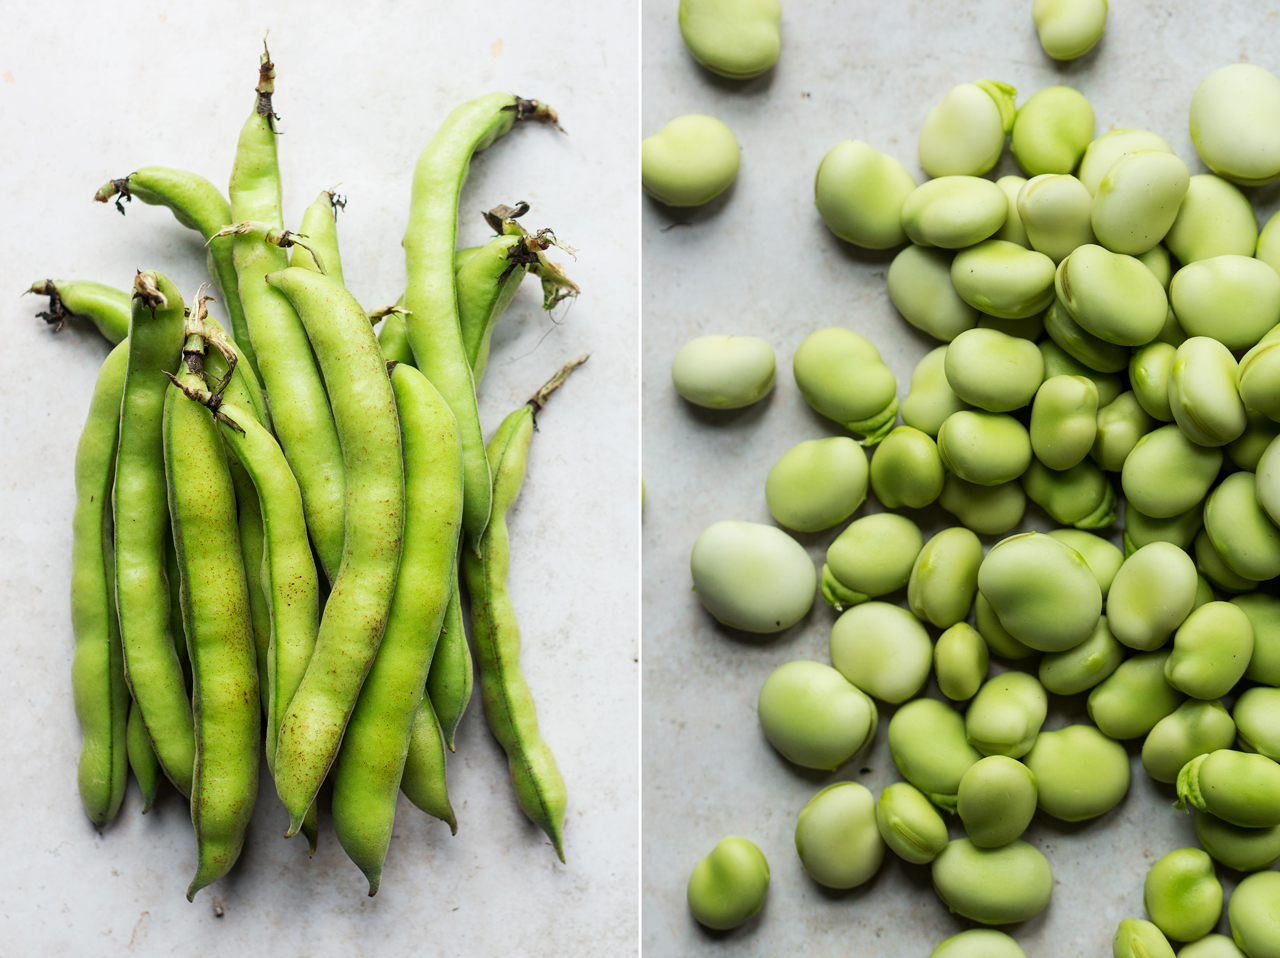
(132, 271, 167, 310)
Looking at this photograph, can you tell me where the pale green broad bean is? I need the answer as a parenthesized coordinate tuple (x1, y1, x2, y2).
(1033, 0, 1108, 60)
(944, 328, 1044, 411)
(687, 836, 770, 930)
(888, 246, 980, 341)
(975, 592, 1037, 659)
(935, 622, 990, 700)
(1130, 342, 1176, 422)
(691, 521, 816, 632)
(977, 532, 1102, 651)
(678, 0, 781, 80)
(1039, 615, 1124, 694)
(829, 602, 932, 704)
(1179, 934, 1248, 958)
(939, 474, 1027, 535)
(1142, 699, 1236, 784)
(1092, 392, 1156, 471)
(642, 115, 740, 207)
(1056, 243, 1169, 346)
(1041, 339, 1126, 406)
(1177, 749, 1280, 828)
(1017, 173, 1096, 263)
(1190, 64, 1280, 186)
(1091, 150, 1189, 255)
(1113, 919, 1175, 958)
(671, 335, 776, 408)
(870, 427, 944, 509)
(937, 411, 1032, 486)
(1233, 594, 1280, 685)
(1011, 85, 1095, 176)
(1228, 871, 1280, 958)
(888, 697, 982, 811)
(821, 513, 922, 609)
(931, 838, 1053, 924)
(931, 929, 1028, 958)
(950, 239, 1056, 318)
(1123, 502, 1203, 557)
(900, 175, 1008, 249)
(1171, 256, 1280, 350)
(956, 755, 1037, 846)
(1169, 336, 1248, 447)
(1106, 541, 1198, 651)
(1143, 848, 1222, 944)
(994, 175, 1031, 247)
(1227, 410, 1280, 470)
(794, 782, 884, 889)
(757, 661, 877, 770)
(1020, 457, 1117, 528)
(1205, 472, 1280, 580)
(1234, 687, 1280, 761)
(908, 527, 982, 628)
(1196, 810, 1280, 873)
(1048, 529, 1123, 596)
(1195, 528, 1259, 594)
(793, 328, 898, 443)
(1044, 299, 1130, 373)
(876, 781, 949, 865)
(1238, 338, 1280, 421)
(1122, 424, 1222, 518)
(1026, 723, 1130, 820)
(815, 140, 917, 249)
(1079, 128, 1173, 195)
(1165, 175, 1259, 264)
(965, 672, 1047, 758)
(1088, 650, 1185, 739)
(902, 346, 972, 435)
(918, 81, 1017, 178)
(765, 437, 868, 532)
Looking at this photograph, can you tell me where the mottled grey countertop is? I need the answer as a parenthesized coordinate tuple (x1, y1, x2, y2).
(0, 3, 637, 954)
(642, 2, 1280, 955)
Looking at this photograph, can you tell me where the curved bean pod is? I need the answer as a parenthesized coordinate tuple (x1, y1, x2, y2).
(401, 690, 458, 832)
(289, 190, 345, 284)
(71, 339, 130, 828)
(126, 697, 160, 813)
(461, 356, 587, 862)
(29, 279, 130, 344)
(377, 310, 416, 366)
(402, 92, 560, 543)
(266, 267, 404, 836)
(424, 566, 472, 751)
(332, 363, 463, 895)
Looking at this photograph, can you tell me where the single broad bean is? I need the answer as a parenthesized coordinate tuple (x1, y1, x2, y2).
(1179, 934, 1248, 958)
(902, 346, 972, 435)
(908, 527, 982, 628)
(932, 838, 1053, 924)
(1107, 542, 1198, 651)
(957, 755, 1038, 846)
(642, 115, 740, 206)
(1018, 173, 1096, 263)
(1233, 594, 1280, 685)
(944, 328, 1045, 412)
(870, 427, 944, 509)
(1122, 424, 1222, 518)
(1056, 243, 1168, 346)
(950, 239, 1056, 318)
(794, 782, 885, 889)
(1226, 870, 1280, 958)
(931, 928, 1028, 958)
(1239, 339, 1280, 422)
(1092, 391, 1155, 471)
(1079, 128, 1174, 196)
(1196, 810, 1280, 873)
(1190, 64, 1280, 186)
(1032, 0, 1108, 60)
(1011, 85, 1095, 176)
(1165, 175, 1258, 264)
(888, 697, 983, 811)
(1091, 150, 1190, 256)
(821, 512, 922, 609)
(1088, 651, 1185, 739)
(888, 246, 980, 341)
(1234, 686, 1280, 761)
(678, 0, 781, 79)
(876, 782, 949, 865)
(939, 474, 1027, 535)
(900, 175, 1008, 249)
(965, 671, 1047, 758)
(766, 437, 868, 532)
(1130, 342, 1176, 421)
(1172, 256, 1280, 350)
(1020, 457, 1117, 528)
(978, 532, 1101, 651)
(1039, 615, 1123, 694)
(1113, 919, 1176, 958)
(687, 836, 769, 930)
(934, 622, 990, 700)
(691, 521, 816, 632)
(918, 81, 1017, 178)
(671, 335, 776, 409)
(1044, 298, 1130, 373)
(937, 411, 1032, 486)
(1177, 750, 1280, 827)
(1142, 699, 1237, 784)
(757, 661, 877, 770)
(1205, 472, 1280, 580)
(1025, 723, 1130, 820)
(793, 328, 897, 443)
(829, 602, 932, 704)
(814, 140, 917, 249)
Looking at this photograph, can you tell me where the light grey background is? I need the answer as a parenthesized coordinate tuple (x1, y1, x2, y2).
(0, 2, 638, 955)
(642, 2, 1280, 956)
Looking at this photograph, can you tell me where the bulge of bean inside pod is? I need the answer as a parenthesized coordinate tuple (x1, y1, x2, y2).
(1025, 723, 1130, 820)
(1121, 424, 1222, 518)
(1088, 650, 1185, 739)
(931, 929, 1029, 958)
(1106, 541, 1198, 651)
(765, 437, 868, 532)
(1090, 149, 1189, 256)
(1165, 601, 1254, 700)
(1130, 341, 1177, 422)
(1044, 297, 1131, 373)
(908, 527, 982, 628)
(642, 115, 740, 207)
(814, 140, 917, 249)
(1190, 64, 1280, 187)
(1031, 376, 1101, 471)
(993, 175, 1031, 247)
(1049, 529, 1123, 596)
(1232, 687, 1280, 761)
(875, 781, 949, 865)
(1177, 750, 1280, 828)
(1017, 173, 1096, 263)
(820, 512, 923, 609)
(1141, 699, 1237, 784)
(1195, 810, 1280, 874)
(937, 411, 1032, 486)
(1165, 174, 1258, 265)
(1168, 336, 1247, 447)
(1011, 85, 1095, 176)
(938, 474, 1027, 536)
(964, 672, 1047, 758)
(977, 532, 1101, 651)
(917, 81, 1016, 178)
(1020, 457, 1117, 528)
(950, 239, 1056, 318)
(829, 602, 932, 704)
(1143, 847, 1223, 944)
(690, 521, 816, 632)
(677, 0, 781, 80)
(931, 838, 1053, 925)
(686, 836, 770, 930)
(900, 175, 1008, 249)
(902, 346, 973, 436)
(957, 755, 1038, 847)
(943, 327, 1044, 412)
(1123, 501, 1204, 557)
(1113, 919, 1176, 958)
(1205, 471, 1280, 581)
(1079, 128, 1174, 196)
(870, 426, 944, 509)
(934, 622, 990, 700)
(794, 782, 885, 889)
(1032, 0, 1108, 60)
(671, 335, 776, 409)
(1056, 243, 1169, 345)
(756, 660, 877, 770)
(887, 698, 982, 812)
(1039, 615, 1124, 694)
(1226, 871, 1280, 958)
(1179, 258, 1280, 356)
(1092, 391, 1156, 472)
(1233, 594, 1280, 685)
(793, 328, 898, 443)
(888, 246, 980, 342)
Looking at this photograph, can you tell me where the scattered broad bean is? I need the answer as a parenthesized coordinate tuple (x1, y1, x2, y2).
(1088, 651, 1185, 739)
(1226, 870, 1280, 958)
(1091, 150, 1189, 256)
(794, 782, 885, 889)
(939, 474, 1027, 535)
(957, 755, 1038, 846)
(1122, 424, 1222, 518)
(1079, 128, 1173, 196)
(902, 346, 973, 435)
(1092, 391, 1156, 471)
(950, 239, 1056, 318)
(766, 437, 868, 532)
(815, 140, 917, 249)
(934, 622, 990, 701)
(871, 427, 944, 509)
(931, 838, 1053, 924)
(793, 328, 898, 443)
(1032, 0, 1108, 60)
(1025, 723, 1130, 820)
(671, 335, 776, 408)
(1234, 687, 1280, 761)
(1233, 593, 1280, 685)
(757, 661, 877, 770)
(642, 115, 740, 207)
(908, 527, 982, 628)
(1142, 699, 1236, 784)
(1011, 85, 1095, 176)
(678, 0, 782, 79)
(691, 521, 817, 632)
(1020, 457, 1117, 528)
(1113, 919, 1176, 958)
(918, 81, 1017, 177)
(937, 411, 1032, 485)
(821, 513, 923, 609)
(1196, 810, 1280, 873)
(977, 532, 1101, 651)
(829, 602, 932, 704)
(1165, 175, 1258, 264)
(1039, 615, 1124, 694)
(1056, 243, 1169, 346)
(888, 246, 980, 341)
(1190, 64, 1280, 186)
(1107, 542, 1198, 651)
(687, 836, 770, 930)
(888, 697, 983, 811)
(945, 327, 1045, 411)
(876, 782, 949, 865)
(1176, 750, 1280, 828)
(1017, 173, 1096, 263)
(932, 928, 1028, 958)
(901, 175, 1008, 249)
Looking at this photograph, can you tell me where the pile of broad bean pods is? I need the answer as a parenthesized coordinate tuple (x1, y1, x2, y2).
(43, 42, 586, 900)
(650, 1, 1280, 955)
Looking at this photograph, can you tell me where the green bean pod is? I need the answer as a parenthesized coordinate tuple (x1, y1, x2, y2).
(459, 232, 540, 382)
(377, 311, 416, 367)
(268, 267, 405, 836)
(29, 279, 130, 344)
(71, 340, 130, 827)
(126, 697, 160, 813)
(332, 364, 463, 895)
(115, 272, 193, 797)
(229, 48, 346, 583)
(94, 168, 257, 383)
(400, 690, 458, 833)
(164, 332, 259, 901)
(289, 190, 344, 284)
(424, 567, 472, 751)
(402, 92, 560, 543)
(461, 357, 586, 862)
